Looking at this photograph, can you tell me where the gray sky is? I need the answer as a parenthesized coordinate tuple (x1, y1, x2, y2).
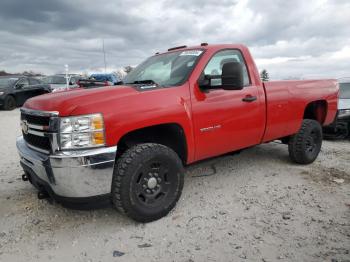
(0, 0, 349, 79)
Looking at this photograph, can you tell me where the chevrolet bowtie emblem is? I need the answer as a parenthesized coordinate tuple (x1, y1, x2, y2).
(21, 120, 29, 135)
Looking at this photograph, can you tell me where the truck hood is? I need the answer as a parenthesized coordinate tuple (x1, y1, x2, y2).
(339, 98, 350, 110)
(23, 86, 139, 116)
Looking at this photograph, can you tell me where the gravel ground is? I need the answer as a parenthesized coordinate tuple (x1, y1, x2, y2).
(0, 109, 349, 262)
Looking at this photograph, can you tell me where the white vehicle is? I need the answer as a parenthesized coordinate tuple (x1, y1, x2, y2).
(42, 75, 79, 92)
(338, 78, 350, 112)
(324, 78, 350, 138)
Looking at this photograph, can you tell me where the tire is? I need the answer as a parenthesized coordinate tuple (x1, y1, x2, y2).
(3, 96, 16, 110)
(288, 119, 323, 164)
(111, 143, 184, 222)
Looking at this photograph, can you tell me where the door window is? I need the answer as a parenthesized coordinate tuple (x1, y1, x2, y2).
(203, 50, 250, 87)
(29, 78, 41, 85)
(16, 78, 29, 89)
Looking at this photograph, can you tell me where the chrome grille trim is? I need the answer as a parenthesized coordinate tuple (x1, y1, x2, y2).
(21, 108, 61, 153)
(26, 143, 50, 154)
(27, 123, 48, 131)
(20, 107, 59, 117)
(27, 129, 45, 137)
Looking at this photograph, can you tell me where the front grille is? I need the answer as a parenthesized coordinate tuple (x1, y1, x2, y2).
(21, 113, 50, 126)
(23, 133, 51, 152)
(20, 109, 57, 153)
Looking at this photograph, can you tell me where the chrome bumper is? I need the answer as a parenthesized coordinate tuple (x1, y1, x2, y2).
(16, 136, 117, 198)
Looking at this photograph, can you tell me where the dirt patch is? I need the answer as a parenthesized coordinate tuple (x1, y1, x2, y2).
(300, 166, 350, 185)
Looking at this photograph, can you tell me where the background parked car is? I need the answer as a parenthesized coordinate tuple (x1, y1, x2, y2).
(42, 75, 79, 92)
(90, 73, 120, 85)
(323, 77, 350, 139)
(76, 78, 111, 89)
(0, 76, 50, 110)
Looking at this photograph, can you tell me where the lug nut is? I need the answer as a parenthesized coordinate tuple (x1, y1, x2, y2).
(157, 178, 161, 182)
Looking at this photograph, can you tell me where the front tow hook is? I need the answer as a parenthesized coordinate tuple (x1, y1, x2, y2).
(22, 174, 29, 181)
(37, 191, 49, 200)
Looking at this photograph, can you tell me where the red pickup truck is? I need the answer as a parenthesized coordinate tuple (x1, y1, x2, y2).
(17, 44, 338, 222)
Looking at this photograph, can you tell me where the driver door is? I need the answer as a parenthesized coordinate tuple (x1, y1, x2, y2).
(13, 78, 30, 105)
(191, 49, 266, 161)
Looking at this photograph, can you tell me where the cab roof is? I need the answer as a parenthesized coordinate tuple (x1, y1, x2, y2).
(156, 43, 248, 55)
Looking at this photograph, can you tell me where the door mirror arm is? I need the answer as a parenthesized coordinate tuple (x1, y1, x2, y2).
(198, 74, 211, 88)
(198, 75, 222, 90)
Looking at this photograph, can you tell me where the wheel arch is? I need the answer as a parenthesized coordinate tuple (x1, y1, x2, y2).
(303, 100, 328, 125)
(6, 93, 16, 100)
(116, 123, 188, 164)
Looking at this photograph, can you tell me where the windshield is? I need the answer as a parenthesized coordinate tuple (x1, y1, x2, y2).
(123, 49, 204, 87)
(340, 83, 350, 99)
(43, 76, 66, 84)
(0, 77, 18, 87)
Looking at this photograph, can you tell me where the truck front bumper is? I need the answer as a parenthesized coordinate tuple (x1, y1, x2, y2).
(16, 136, 117, 207)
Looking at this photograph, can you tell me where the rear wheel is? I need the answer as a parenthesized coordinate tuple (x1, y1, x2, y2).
(288, 119, 323, 164)
(3, 96, 16, 110)
(111, 143, 184, 222)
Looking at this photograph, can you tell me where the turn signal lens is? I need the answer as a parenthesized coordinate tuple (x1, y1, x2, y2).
(91, 115, 104, 130)
(92, 131, 105, 145)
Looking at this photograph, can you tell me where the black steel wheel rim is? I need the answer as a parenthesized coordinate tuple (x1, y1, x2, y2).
(306, 129, 321, 154)
(132, 157, 177, 207)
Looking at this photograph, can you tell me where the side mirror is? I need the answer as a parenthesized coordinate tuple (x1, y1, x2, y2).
(221, 62, 244, 90)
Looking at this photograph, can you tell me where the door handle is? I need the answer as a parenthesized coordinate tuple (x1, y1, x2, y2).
(242, 95, 257, 102)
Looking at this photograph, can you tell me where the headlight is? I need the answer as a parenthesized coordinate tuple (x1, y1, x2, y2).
(0, 92, 4, 96)
(59, 113, 105, 149)
(338, 109, 350, 117)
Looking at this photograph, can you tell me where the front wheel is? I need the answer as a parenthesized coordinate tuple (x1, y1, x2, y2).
(3, 96, 16, 110)
(111, 143, 184, 222)
(288, 119, 323, 164)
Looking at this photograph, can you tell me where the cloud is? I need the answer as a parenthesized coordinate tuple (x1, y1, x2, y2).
(0, 0, 349, 79)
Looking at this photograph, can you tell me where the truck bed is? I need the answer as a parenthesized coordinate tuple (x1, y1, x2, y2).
(262, 79, 339, 142)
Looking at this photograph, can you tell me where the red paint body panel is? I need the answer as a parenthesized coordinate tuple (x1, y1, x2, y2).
(187, 45, 267, 160)
(262, 80, 338, 142)
(24, 44, 339, 164)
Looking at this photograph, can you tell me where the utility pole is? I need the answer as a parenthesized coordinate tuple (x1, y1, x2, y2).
(102, 39, 107, 73)
(65, 64, 69, 89)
